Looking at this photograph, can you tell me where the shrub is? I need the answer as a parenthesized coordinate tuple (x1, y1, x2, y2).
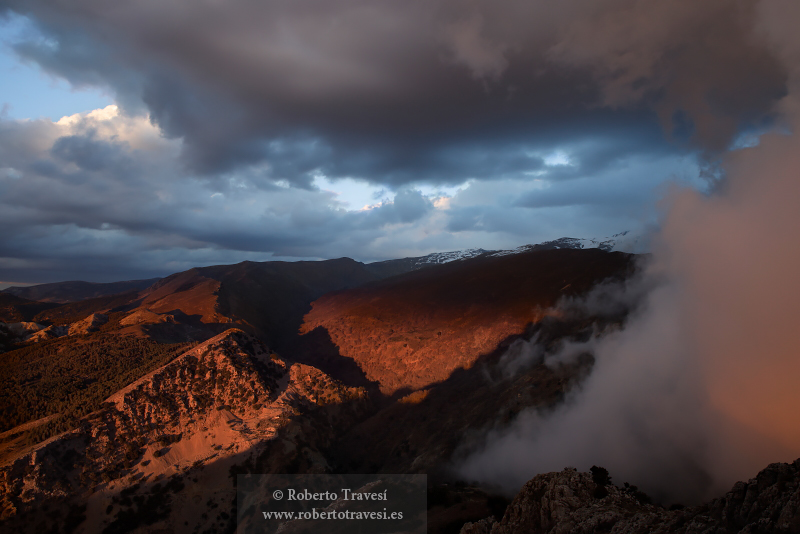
(591, 465, 611, 499)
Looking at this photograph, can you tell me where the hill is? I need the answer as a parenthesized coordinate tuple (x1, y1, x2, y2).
(129, 257, 379, 346)
(2, 279, 161, 304)
(301, 248, 634, 394)
(0, 329, 369, 533)
(0, 293, 59, 323)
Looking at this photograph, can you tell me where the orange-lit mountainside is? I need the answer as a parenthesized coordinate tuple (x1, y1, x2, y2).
(1, 244, 797, 534)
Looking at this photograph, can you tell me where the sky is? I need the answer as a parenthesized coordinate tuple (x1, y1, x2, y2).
(0, 1, 790, 286)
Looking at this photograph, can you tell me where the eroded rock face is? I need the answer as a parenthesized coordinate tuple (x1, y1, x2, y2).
(675, 460, 800, 534)
(66, 313, 108, 336)
(462, 461, 800, 534)
(24, 324, 68, 342)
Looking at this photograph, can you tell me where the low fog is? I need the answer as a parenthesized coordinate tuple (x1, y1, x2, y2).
(458, 1, 800, 504)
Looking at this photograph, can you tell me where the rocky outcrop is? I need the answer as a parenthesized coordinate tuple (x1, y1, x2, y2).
(1, 314, 108, 344)
(66, 313, 108, 335)
(25, 324, 69, 342)
(0, 322, 47, 338)
(462, 461, 800, 534)
(119, 309, 176, 326)
(477, 468, 667, 534)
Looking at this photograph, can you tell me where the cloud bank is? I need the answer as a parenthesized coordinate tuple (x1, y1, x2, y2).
(0, 104, 693, 282)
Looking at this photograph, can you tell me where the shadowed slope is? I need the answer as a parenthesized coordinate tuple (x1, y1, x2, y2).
(2, 279, 161, 304)
(302, 249, 635, 393)
(132, 258, 379, 345)
(0, 294, 59, 323)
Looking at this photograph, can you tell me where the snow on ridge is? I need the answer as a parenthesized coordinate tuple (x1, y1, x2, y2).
(407, 232, 643, 269)
(488, 231, 642, 257)
(488, 245, 534, 257)
(413, 248, 488, 266)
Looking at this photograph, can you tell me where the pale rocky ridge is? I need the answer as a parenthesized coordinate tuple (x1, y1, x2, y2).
(0, 313, 109, 344)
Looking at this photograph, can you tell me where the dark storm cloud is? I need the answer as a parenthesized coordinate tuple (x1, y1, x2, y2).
(1, 0, 787, 186)
(0, 0, 793, 285)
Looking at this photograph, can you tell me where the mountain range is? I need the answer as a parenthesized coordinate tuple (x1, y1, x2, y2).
(0, 236, 795, 534)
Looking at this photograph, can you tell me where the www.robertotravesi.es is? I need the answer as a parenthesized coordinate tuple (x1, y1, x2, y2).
(262, 509, 403, 520)
(263, 488, 404, 520)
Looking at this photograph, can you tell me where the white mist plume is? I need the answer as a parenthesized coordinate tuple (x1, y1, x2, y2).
(458, 2, 800, 504)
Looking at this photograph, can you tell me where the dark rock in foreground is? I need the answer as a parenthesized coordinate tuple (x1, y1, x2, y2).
(462, 460, 800, 533)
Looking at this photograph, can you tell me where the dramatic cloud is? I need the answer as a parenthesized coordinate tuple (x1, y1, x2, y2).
(1, 0, 786, 179)
(0, 0, 793, 284)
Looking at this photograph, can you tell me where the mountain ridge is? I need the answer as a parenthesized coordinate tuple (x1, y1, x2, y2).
(0, 329, 371, 533)
(1, 234, 643, 307)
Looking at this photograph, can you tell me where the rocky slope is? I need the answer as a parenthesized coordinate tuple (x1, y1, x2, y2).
(460, 461, 800, 534)
(0, 329, 370, 534)
(330, 313, 606, 478)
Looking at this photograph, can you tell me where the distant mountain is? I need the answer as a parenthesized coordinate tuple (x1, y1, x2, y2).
(365, 248, 490, 278)
(489, 232, 643, 255)
(0, 234, 642, 306)
(365, 232, 644, 277)
(0, 293, 59, 323)
(1, 247, 639, 378)
(129, 257, 380, 347)
(2, 278, 161, 303)
(1, 258, 381, 348)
